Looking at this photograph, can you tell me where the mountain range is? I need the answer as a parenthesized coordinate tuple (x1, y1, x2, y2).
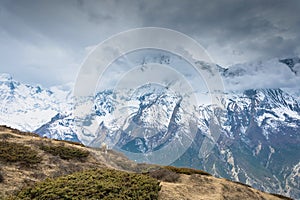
(0, 55, 299, 199)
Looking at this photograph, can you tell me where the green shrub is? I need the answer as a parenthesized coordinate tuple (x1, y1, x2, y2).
(15, 168, 161, 200)
(0, 170, 4, 183)
(163, 166, 211, 176)
(148, 168, 180, 182)
(134, 163, 161, 173)
(0, 133, 18, 140)
(38, 144, 89, 160)
(0, 141, 41, 165)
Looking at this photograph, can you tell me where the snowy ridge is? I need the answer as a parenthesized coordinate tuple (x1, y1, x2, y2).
(0, 74, 71, 131)
(1, 56, 300, 198)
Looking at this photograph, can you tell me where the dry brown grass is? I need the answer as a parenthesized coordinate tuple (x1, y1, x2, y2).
(269, 193, 293, 200)
(0, 126, 292, 200)
(0, 128, 106, 198)
(159, 174, 288, 200)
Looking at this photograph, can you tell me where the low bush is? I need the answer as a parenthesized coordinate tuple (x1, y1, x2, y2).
(0, 133, 18, 140)
(163, 166, 212, 176)
(134, 163, 161, 173)
(0, 141, 41, 165)
(0, 170, 4, 183)
(15, 168, 161, 200)
(148, 168, 180, 182)
(38, 143, 89, 160)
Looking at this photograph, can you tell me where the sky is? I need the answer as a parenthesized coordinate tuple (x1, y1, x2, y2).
(0, 0, 300, 87)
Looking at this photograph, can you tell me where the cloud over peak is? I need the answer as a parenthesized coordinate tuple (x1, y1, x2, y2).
(0, 0, 299, 87)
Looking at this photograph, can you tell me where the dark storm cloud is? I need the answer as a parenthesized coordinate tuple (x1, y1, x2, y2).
(138, 0, 300, 65)
(0, 0, 299, 86)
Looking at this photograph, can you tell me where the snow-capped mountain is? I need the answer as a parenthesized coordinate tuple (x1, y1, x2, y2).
(183, 88, 300, 198)
(35, 113, 80, 142)
(0, 73, 71, 131)
(0, 55, 300, 198)
(0, 73, 78, 141)
(74, 86, 300, 198)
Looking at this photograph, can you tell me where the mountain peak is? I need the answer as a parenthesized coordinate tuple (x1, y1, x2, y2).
(279, 57, 300, 75)
(0, 73, 13, 82)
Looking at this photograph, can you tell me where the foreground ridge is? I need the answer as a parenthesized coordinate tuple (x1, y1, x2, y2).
(0, 125, 293, 200)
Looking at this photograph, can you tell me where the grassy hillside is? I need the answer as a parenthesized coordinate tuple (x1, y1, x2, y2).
(0, 125, 292, 200)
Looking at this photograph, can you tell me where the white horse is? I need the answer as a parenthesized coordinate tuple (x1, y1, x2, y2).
(101, 142, 108, 154)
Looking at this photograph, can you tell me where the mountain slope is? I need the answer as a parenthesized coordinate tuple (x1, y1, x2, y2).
(0, 126, 292, 200)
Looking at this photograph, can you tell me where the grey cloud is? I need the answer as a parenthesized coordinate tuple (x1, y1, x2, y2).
(1, 0, 144, 47)
(223, 58, 300, 90)
(0, 0, 299, 86)
(138, 0, 300, 65)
